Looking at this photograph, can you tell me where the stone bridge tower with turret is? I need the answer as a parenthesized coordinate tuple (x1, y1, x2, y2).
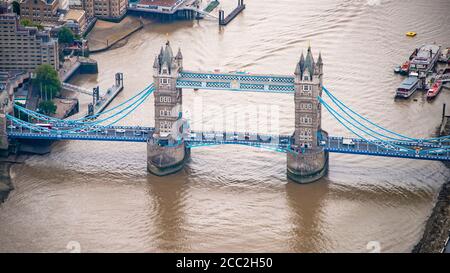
(147, 41, 190, 176)
(287, 46, 329, 183)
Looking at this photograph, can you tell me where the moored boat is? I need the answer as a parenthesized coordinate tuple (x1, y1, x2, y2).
(427, 80, 443, 100)
(400, 61, 410, 75)
(396, 76, 419, 98)
(409, 44, 441, 76)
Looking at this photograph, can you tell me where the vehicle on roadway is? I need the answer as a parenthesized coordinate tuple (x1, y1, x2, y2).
(342, 138, 355, 146)
(428, 148, 446, 155)
(7, 125, 16, 129)
(35, 123, 52, 129)
(115, 129, 126, 133)
(134, 131, 142, 136)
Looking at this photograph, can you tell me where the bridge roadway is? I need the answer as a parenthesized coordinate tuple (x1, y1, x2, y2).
(6, 125, 450, 161)
(7, 125, 153, 142)
(176, 70, 295, 93)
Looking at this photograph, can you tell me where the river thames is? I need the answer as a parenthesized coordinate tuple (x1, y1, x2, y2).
(1, 0, 450, 252)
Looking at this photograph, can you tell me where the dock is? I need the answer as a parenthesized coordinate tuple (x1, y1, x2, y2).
(204, 0, 219, 13)
(86, 73, 124, 117)
(219, 0, 245, 26)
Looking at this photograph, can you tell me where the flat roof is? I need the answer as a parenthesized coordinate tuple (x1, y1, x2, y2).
(399, 77, 418, 89)
(65, 9, 85, 22)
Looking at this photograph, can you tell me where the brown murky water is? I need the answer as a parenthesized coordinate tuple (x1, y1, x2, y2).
(1, 0, 450, 252)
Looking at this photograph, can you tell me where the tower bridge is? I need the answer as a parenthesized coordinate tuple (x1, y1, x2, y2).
(2, 41, 450, 183)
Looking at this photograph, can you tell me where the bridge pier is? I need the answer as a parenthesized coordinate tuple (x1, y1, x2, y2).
(147, 139, 190, 176)
(287, 141, 329, 184)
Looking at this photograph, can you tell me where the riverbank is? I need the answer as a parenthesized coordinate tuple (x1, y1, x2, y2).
(413, 115, 450, 253)
(0, 155, 26, 203)
(412, 178, 450, 253)
(87, 16, 144, 53)
(0, 163, 12, 203)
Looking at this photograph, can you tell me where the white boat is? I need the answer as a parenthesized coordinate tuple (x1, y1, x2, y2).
(396, 76, 419, 98)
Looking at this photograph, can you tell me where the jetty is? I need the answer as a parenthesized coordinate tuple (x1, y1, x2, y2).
(86, 73, 124, 117)
(204, 0, 219, 13)
(219, 0, 245, 26)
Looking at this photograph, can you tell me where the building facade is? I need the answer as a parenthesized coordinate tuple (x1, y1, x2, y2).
(81, 0, 127, 20)
(20, 0, 61, 24)
(0, 13, 59, 72)
(0, 0, 9, 14)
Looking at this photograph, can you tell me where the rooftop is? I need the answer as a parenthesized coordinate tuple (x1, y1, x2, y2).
(64, 9, 85, 22)
(414, 44, 440, 61)
(398, 76, 418, 89)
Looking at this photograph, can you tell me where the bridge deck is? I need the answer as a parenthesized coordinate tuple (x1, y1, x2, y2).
(7, 125, 450, 161)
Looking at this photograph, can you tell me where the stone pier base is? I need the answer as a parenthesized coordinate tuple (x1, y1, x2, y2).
(286, 148, 329, 184)
(147, 139, 190, 176)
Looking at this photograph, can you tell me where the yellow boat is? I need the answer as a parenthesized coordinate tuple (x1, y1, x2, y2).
(406, 32, 417, 37)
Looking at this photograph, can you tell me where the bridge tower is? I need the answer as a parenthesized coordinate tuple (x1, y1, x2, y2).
(147, 41, 190, 176)
(287, 46, 329, 183)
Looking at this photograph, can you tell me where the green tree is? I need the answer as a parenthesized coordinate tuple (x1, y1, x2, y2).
(20, 18, 33, 27)
(12, 1, 20, 15)
(58, 27, 75, 44)
(33, 64, 61, 99)
(20, 18, 44, 30)
(38, 100, 57, 115)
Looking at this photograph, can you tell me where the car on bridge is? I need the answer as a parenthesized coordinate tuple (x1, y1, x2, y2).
(342, 138, 355, 146)
(115, 129, 126, 134)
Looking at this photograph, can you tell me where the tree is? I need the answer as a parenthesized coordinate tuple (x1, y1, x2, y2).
(58, 27, 75, 45)
(12, 1, 20, 15)
(38, 101, 57, 115)
(20, 18, 44, 30)
(20, 18, 33, 27)
(33, 64, 61, 99)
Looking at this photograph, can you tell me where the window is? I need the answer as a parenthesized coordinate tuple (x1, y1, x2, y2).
(303, 75, 310, 81)
(300, 103, 312, 110)
(159, 121, 173, 132)
(160, 78, 169, 85)
(159, 109, 172, 116)
(302, 85, 312, 91)
(159, 96, 171, 103)
(300, 115, 312, 124)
